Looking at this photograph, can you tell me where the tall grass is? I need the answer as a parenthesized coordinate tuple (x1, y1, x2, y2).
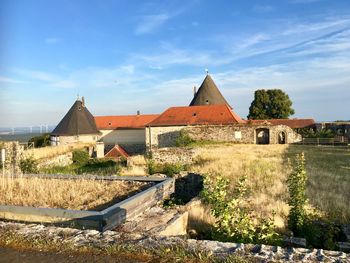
(189, 144, 350, 230)
(0, 176, 148, 210)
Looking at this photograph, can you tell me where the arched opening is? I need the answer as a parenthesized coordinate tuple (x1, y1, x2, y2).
(278, 131, 286, 144)
(256, 128, 270, 144)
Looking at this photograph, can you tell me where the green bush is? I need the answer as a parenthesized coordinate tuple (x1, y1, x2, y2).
(201, 174, 281, 245)
(72, 149, 89, 165)
(28, 133, 51, 148)
(147, 160, 187, 177)
(175, 130, 195, 147)
(287, 152, 308, 236)
(19, 156, 39, 174)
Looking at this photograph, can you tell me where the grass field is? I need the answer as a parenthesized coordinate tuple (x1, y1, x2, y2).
(189, 144, 350, 229)
(0, 177, 149, 210)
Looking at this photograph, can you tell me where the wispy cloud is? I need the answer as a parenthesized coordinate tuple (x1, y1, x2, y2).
(14, 69, 59, 82)
(0, 76, 24, 84)
(45, 37, 61, 44)
(135, 13, 170, 34)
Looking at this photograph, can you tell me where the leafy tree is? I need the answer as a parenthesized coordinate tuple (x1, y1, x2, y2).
(29, 133, 51, 148)
(248, 89, 295, 119)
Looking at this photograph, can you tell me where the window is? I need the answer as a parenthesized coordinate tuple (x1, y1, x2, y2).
(234, 131, 242, 139)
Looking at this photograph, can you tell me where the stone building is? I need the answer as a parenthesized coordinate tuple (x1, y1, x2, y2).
(146, 104, 302, 150)
(50, 98, 101, 145)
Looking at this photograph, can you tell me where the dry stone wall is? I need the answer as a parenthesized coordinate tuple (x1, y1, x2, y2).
(151, 147, 199, 164)
(0, 141, 24, 175)
(147, 124, 302, 149)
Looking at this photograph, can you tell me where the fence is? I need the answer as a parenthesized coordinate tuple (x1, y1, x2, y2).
(300, 137, 349, 146)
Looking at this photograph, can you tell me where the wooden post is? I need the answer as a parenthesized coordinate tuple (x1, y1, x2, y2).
(1, 149, 5, 177)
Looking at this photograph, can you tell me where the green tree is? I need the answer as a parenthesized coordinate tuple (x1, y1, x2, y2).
(248, 89, 295, 119)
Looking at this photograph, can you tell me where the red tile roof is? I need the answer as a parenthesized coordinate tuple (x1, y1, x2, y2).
(250, 118, 315, 129)
(148, 104, 245, 126)
(105, 145, 129, 159)
(94, 114, 159, 130)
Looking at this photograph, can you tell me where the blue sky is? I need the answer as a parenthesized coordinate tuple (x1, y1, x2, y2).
(1, 0, 350, 127)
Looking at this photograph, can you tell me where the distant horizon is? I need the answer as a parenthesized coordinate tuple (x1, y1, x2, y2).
(1, 0, 349, 126)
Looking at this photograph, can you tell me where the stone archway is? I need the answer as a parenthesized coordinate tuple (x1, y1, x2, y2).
(278, 131, 286, 144)
(256, 128, 270, 144)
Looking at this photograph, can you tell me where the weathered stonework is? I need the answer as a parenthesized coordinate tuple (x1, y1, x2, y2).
(0, 141, 24, 175)
(36, 152, 73, 169)
(0, 221, 348, 262)
(151, 147, 199, 164)
(147, 124, 302, 149)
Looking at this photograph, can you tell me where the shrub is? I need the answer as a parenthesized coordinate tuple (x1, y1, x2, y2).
(175, 130, 195, 147)
(147, 160, 187, 177)
(201, 174, 281, 245)
(72, 149, 89, 165)
(28, 133, 51, 148)
(19, 156, 38, 174)
(287, 152, 308, 236)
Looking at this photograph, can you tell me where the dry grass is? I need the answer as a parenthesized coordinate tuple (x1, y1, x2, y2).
(190, 144, 290, 229)
(23, 143, 92, 160)
(120, 155, 147, 176)
(189, 144, 350, 229)
(0, 177, 149, 211)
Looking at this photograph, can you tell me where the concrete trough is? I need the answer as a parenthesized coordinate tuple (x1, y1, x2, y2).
(0, 174, 175, 232)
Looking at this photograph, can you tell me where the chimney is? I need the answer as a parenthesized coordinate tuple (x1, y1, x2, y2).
(193, 86, 197, 97)
(82, 96, 85, 107)
(137, 110, 140, 115)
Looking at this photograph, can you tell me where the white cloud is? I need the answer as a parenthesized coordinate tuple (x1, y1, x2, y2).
(135, 13, 170, 35)
(0, 76, 24, 84)
(14, 69, 59, 82)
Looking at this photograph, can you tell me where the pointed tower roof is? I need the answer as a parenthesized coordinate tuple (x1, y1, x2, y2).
(51, 99, 100, 136)
(189, 74, 230, 107)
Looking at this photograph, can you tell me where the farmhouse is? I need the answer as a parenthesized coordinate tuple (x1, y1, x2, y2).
(51, 74, 315, 153)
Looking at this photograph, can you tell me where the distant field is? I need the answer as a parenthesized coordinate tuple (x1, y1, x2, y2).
(189, 144, 350, 229)
(0, 133, 42, 143)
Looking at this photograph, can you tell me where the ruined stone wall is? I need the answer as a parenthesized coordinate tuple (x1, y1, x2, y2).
(36, 152, 73, 169)
(146, 126, 186, 151)
(147, 124, 302, 149)
(0, 141, 24, 175)
(151, 147, 199, 164)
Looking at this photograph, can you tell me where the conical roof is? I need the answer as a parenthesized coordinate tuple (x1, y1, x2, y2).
(189, 74, 230, 107)
(51, 99, 100, 136)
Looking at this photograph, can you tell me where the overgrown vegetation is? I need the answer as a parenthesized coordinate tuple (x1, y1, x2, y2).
(296, 128, 335, 138)
(19, 155, 39, 174)
(0, 177, 148, 210)
(201, 174, 281, 245)
(28, 133, 51, 148)
(287, 152, 342, 250)
(72, 149, 90, 165)
(147, 160, 187, 177)
(175, 130, 195, 147)
(41, 158, 122, 176)
(287, 153, 308, 236)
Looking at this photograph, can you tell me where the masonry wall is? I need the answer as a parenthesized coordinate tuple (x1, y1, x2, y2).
(55, 134, 99, 145)
(146, 126, 186, 151)
(147, 124, 302, 150)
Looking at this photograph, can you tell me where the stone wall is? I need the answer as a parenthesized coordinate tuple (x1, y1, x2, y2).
(151, 147, 199, 164)
(147, 124, 302, 149)
(36, 152, 73, 169)
(146, 126, 186, 151)
(0, 141, 24, 175)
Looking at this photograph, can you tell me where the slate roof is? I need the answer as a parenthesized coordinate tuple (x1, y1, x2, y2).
(94, 114, 159, 130)
(51, 100, 100, 136)
(148, 104, 244, 126)
(250, 119, 316, 129)
(190, 74, 230, 107)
